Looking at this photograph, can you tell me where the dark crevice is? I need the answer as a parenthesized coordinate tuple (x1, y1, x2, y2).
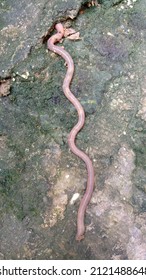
(42, 1, 100, 44)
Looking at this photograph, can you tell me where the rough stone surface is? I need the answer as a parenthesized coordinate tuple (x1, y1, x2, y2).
(0, 0, 85, 78)
(1, 0, 146, 259)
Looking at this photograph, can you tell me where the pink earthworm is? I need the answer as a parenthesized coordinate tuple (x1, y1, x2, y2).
(47, 23, 94, 241)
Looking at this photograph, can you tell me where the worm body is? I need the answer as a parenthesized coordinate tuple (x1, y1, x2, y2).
(47, 23, 94, 241)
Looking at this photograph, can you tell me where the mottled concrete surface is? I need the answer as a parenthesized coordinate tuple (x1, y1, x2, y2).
(0, 0, 146, 259)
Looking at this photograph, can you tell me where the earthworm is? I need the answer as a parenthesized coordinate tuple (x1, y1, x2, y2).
(47, 23, 94, 241)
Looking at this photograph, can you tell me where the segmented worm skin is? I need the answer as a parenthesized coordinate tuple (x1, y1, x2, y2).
(47, 23, 94, 241)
